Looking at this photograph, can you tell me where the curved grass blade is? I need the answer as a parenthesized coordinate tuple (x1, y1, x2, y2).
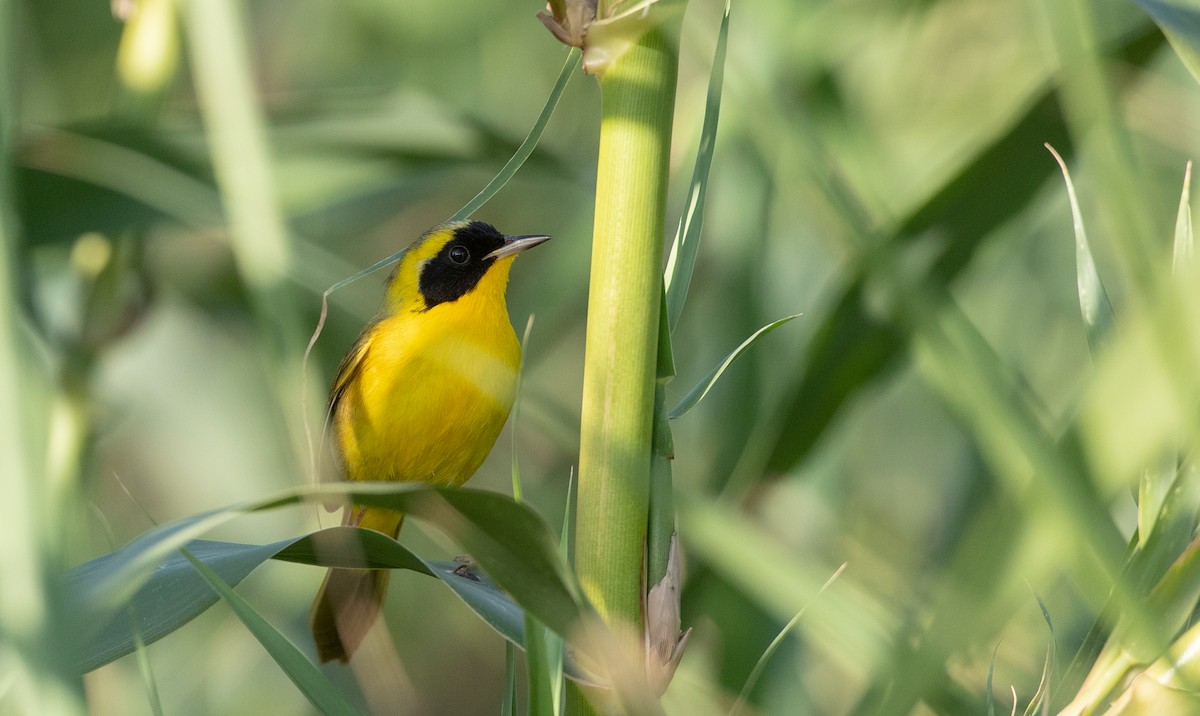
(549, 476, 573, 713)
(669, 314, 800, 420)
(1046, 143, 1114, 355)
(663, 0, 730, 330)
(308, 47, 581, 296)
(985, 641, 1001, 716)
(178, 549, 364, 716)
(451, 49, 580, 222)
(728, 564, 846, 716)
(129, 611, 163, 716)
(90, 502, 165, 716)
(1021, 593, 1055, 716)
(1136, 166, 1192, 546)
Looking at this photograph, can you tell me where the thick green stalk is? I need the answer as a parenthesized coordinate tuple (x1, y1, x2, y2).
(576, 28, 678, 635)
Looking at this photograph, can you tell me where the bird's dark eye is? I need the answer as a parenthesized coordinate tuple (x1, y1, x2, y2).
(448, 245, 470, 266)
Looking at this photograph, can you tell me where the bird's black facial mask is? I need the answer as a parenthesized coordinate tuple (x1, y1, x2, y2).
(418, 221, 506, 310)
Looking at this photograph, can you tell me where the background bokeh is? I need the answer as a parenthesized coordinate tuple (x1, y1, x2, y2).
(9, 0, 1200, 714)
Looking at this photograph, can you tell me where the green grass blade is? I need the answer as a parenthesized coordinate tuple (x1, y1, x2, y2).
(1020, 594, 1055, 716)
(92, 505, 164, 716)
(1065, 539, 1200, 710)
(728, 564, 845, 716)
(509, 314, 556, 716)
(663, 0, 729, 330)
(646, 446, 675, 589)
(129, 611, 164, 716)
(524, 612, 556, 716)
(985, 641, 1001, 716)
(550, 476, 573, 715)
(1046, 143, 1115, 355)
(451, 48, 580, 222)
(309, 46, 580, 300)
(1133, 164, 1193, 548)
(503, 642, 518, 716)
(648, 292, 677, 587)
(178, 549, 364, 716)
(1173, 161, 1193, 274)
(669, 315, 799, 420)
(513, 315, 535, 502)
(679, 493, 894, 670)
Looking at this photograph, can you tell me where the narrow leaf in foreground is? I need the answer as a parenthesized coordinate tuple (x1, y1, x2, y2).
(179, 549, 364, 716)
(663, 0, 730, 330)
(502, 643, 518, 716)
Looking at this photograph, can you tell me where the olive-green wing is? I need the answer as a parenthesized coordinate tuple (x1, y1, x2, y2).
(328, 328, 372, 417)
(318, 328, 373, 499)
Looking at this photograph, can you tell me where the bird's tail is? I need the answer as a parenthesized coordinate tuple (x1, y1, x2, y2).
(310, 507, 404, 663)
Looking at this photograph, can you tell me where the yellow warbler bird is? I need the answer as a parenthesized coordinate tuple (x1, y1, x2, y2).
(310, 220, 549, 663)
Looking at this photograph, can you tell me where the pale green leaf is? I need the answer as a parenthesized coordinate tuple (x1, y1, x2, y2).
(1046, 143, 1115, 355)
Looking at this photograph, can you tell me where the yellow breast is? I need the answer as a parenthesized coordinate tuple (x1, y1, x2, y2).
(333, 289, 520, 487)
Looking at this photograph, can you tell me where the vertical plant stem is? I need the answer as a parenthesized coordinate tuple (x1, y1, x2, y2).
(0, 0, 85, 712)
(576, 28, 678, 634)
(182, 0, 308, 465)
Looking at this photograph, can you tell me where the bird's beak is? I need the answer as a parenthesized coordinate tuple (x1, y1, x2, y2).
(485, 234, 551, 261)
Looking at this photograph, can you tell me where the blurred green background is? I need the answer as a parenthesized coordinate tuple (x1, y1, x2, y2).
(9, 0, 1200, 713)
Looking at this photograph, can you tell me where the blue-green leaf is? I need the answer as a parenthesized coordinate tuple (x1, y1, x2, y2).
(68, 483, 592, 672)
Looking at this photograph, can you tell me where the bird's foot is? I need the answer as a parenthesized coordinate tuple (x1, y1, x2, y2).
(452, 555, 481, 581)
